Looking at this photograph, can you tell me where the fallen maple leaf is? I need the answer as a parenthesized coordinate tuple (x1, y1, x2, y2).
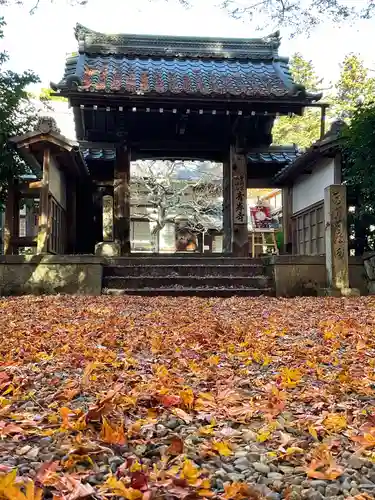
(130, 471, 148, 491)
(306, 459, 343, 480)
(100, 417, 127, 445)
(223, 482, 261, 500)
(167, 437, 184, 455)
(211, 440, 233, 456)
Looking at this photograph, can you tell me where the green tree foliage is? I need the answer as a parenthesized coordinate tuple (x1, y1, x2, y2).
(272, 53, 322, 148)
(341, 102, 375, 254)
(332, 53, 375, 119)
(0, 17, 39, 205)
(39, 87, 67, 102)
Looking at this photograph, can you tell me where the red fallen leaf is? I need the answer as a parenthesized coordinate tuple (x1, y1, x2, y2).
(306, 459, 343, 480)
(167, 437, 184, 455)
(0, 421, 24, 437)
(158, 394, 181, 408)
(85, 394, 115, 422)
(0, 464, 12, 472)
(0, 372, 10, 385)
(131, 471, 148, 491)
(35, 461, 59, 485)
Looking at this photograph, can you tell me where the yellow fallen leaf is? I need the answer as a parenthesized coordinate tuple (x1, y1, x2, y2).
(212, 440, 232, 456)
(309, 425, 318, 440)
(180, 388, 194, 409)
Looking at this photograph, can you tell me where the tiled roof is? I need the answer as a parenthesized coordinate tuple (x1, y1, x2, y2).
(78, 57, 294, 98)
(83, 147, 300, 164)
(248, 149, 301, 164)
(82, 148, 115, 161)
(53, 25, 322, 102)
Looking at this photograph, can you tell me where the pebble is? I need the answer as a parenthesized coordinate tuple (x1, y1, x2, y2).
(292, 477, 304, 485)
(272, 480, 284, 492)
(156, 424, 168, 437)
(25, 448, 40, 460)
(247, 452, 261, 462)
(253, 462, 270, 474)
(17, 445, 32, 456)
(310, 480, 327, 488)
(243, 430, 257, 442)
(215, 479, 224, 491)
(234, 458, 250, 471)
(215, 468, 228, 480)
(108, 456, 124, 472)
(348, 455, 366, 469)
(369, 473, 375, 483)
(267, 472, 283, 480)
(165, 418, 179, 430)
(18, 465, 30, 475)
(359, 477, 375, 486)
(289, 492, 302, 500)
(326, 484, 340, 496)
(234, 450, 248, 458)
(306, 489, 324, 500)
(341, 479, 351, 491)
(227, 472, 245, 482)
(350, 488, 360, 496)
(279, 465, 297, 474)
(222, 463, 235, 473)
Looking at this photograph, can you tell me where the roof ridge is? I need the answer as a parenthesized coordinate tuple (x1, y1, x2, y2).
(74, 24, 281, 60)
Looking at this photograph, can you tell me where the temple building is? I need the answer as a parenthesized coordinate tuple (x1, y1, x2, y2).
(1, 25, 364, 297)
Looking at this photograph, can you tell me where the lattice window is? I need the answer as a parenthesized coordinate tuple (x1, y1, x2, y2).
(292, 203, 325, 255)
(48, 196, 66, 254)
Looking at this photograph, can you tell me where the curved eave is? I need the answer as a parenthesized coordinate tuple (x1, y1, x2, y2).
(52, 89, 322, 107)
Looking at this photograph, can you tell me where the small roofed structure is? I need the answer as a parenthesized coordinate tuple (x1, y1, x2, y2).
(5, 117, 90, 255)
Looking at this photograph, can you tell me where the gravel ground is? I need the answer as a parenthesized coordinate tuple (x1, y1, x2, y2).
(0, 295, 374, 499)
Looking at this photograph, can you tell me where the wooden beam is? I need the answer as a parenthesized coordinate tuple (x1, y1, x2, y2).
(66, 179, 77, 253)
(282, 187, 293, 254)
(320, 105, 327, 139)
(114, 145, 131, 255)
(231, 147, 249, 257)
(37, 148, 51, 254)
(222, 157, 232, 254)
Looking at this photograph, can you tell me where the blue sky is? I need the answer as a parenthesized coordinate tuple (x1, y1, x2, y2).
(2, 0, 374, 93)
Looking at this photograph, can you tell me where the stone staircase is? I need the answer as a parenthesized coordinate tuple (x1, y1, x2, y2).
(102, 256, 274, 296)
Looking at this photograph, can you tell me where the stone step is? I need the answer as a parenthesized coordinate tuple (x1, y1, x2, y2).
(104, 264, 265, 278)
(103, 275, 271, 289)
(106, 256, 263, 267)
(103, 287, 275, 297)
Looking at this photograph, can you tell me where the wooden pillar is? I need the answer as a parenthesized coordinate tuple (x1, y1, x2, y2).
(324, 184, 349, 290)
(66, 179, 77, 253)
(37, 148, 51, 254)
(223, 158, 232, 254)
(114, 145, 131, 255)
(231, 147, 249, 257)
(282, 186, 293, 254)
(3, 181, 19, 255)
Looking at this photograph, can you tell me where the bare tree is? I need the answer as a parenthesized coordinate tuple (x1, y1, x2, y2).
(131, 160, 222, 252)
(2, 0, 374, 36)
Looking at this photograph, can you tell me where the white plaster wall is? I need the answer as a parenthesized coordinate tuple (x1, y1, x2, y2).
(292, 157, 335, 214)
(49, 156, 67, 210)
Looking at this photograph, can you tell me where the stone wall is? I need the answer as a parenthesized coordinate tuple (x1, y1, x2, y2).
(266, 255, 367, 297)
(0, 255, 103, 296)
